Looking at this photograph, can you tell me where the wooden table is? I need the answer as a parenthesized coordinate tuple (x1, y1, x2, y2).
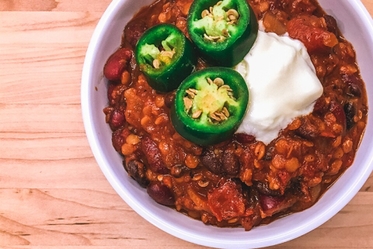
(1, 0, 373, 248)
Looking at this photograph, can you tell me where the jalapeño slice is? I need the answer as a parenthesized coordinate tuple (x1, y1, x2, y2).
(135, 24, 197, 92)
(171, 67, 249, 146)
(187, 0, 258, 67)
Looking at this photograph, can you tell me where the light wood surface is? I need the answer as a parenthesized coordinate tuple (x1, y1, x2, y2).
(1, 0, 373, 248)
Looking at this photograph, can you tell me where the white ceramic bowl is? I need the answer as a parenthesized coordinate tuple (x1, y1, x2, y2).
(81, 1, 373, 248)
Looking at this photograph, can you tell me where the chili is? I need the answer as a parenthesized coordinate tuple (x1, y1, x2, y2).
(103, 0, 368, 231)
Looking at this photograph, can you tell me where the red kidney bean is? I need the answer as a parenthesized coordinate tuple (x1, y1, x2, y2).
(347, 82, 362, 98)
(259, 194, 285, 212)
(147, 181, 175, 206)
(112, 127, 129, 152)
(234, 133, 255, 144)
(222, 150, 240, 177)
(201, 149, 222, 175)
(201, 147, 239, 177)
(164, 91, 175, 108)
(141, 136, 169, 174)
(125, 159, 149, 187)
(103, 48, 132, 81)
(330, 101, 346, 131)
(342, 73, 362, 97)
(324, 14, 338, 35)
(344, 102, 356, 130)
(109, 106, 126, 130)
(295, 117, 319, 139)
(313, 96, 328, 115)
(123, 20, 148, 48)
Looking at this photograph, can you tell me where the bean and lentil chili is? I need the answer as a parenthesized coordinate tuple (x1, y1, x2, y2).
(102, 0, 368, 230)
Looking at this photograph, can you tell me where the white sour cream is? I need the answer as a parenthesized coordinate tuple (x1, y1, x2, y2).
(235, 30, 323, 144)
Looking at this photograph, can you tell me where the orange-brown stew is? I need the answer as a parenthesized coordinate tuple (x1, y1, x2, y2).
(103, 0, 368, 230)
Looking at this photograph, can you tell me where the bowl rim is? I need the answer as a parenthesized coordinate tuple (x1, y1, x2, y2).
(81, 0, 373, 248)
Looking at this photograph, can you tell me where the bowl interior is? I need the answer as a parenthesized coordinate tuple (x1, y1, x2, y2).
(81, 0, 373, 248)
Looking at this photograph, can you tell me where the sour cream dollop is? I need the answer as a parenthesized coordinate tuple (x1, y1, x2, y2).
(235, 30, 323, 144)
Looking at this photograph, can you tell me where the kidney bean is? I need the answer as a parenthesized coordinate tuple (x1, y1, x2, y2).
(141, 136, 169, 174)
(125, 159, 149, 187)
(295, 117, 319, 139)
(324, 15, 338, 35)
(164, 91, 175, 108)
(222, 150, 240, 177)
(344, 102, 356, 130)
(347, 82, 362, 98)
(201, 148, 240, 177)
(259, 194, 285, 212)
(313, 96, 328, 115)
(103, 48, 132, 81)
(109, 106, 126, 130)
(330, 101, 346, 132)
(259, 193, 296, 217)
(112, 127, 131, 152)
(123, 20, 148, 48)
(342, 73, 362, 97)
(147, 181, 175, 206)
(259, 194, 295, 219)
(234, 133, 255, 144)
(201, 149, 222, 175)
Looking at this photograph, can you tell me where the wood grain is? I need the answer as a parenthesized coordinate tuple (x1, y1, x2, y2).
(1, 0, 373, 248)
(362, 0, 373, 16)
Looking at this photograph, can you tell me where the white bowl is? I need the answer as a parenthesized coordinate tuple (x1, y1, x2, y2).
(81, 1, 373, 248)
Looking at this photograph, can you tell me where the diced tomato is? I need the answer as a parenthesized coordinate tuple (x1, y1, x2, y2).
(207, 180, 246, 222)
(287, 16, 338, 53)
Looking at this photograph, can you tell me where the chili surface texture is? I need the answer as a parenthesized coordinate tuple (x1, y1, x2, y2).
(102, 0, 368, 230)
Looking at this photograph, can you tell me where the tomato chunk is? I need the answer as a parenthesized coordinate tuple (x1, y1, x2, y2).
(207, 180, 245, 221)
(287, 16, 338, 53)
